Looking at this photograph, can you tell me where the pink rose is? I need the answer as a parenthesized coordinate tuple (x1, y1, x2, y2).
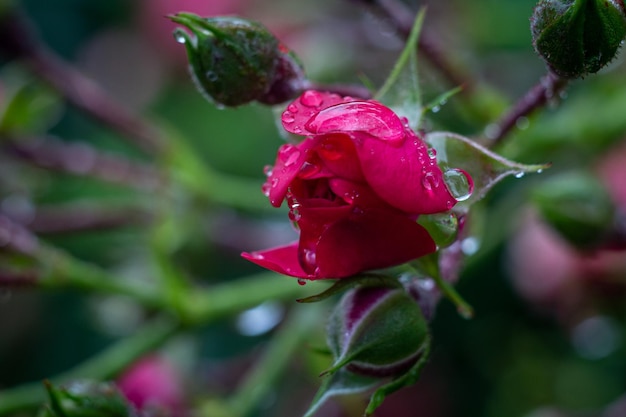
(242, 91, 463, 280)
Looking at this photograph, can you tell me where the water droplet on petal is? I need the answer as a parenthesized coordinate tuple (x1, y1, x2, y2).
(271, 177, 280, 188)
(263, 165, 273, 176)
(281, 111, 295, 124)
(427, 148, 437, 159)
(287, 103, 299, 113)
(299, 161, 320, 178)
(251, 253, 265, 260)
(297, 278, 307, 286)
(421, 171, 440, 191)
(304, 101, 404, 144)
(300, 90, 323, 107)
(284, 150, 300, 167)
(262, 182, 271, 197)
(443, 169, 474, 202)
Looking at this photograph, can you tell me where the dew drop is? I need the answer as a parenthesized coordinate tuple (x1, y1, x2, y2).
(262, 183, 271, 197)
(173, 30, 187, 44)
(281, 111, 295, 124)
(514, 172, 525, 179)
(251, 253, 265, 260)
(304, 101, 404, 144)
(300, 90, 323, 107)
(422, 171, 440, 191)
(431, 105, 441, 113)
(297, 278, 307, 286)
(271, 177, 280, 188)
(288, 203, 301, 222)
(263, 165, 273, 176)
(206, 71, 218, 82)
(287, 103, 299, 113)
(284, 150, 300, 167)
(444, 169, 474, 202)
(427, 147, 437, 159)
(299, 161, 320, 178)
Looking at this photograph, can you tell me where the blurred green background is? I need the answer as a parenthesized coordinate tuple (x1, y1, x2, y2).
(1, 0, 625, 416)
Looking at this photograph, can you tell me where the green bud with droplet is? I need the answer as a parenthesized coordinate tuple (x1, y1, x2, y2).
(532, 171, 616, 249)
(325, 286, 429, 378)
(38, 380, 134, 417)
(530, 0, 626, 78)
(170, 13, 305, 107)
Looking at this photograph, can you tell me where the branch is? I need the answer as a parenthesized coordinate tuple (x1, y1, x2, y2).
(353, 0, 471, 90)
(3, 136, 164, 191)
(0, 9, 165, 155)
(486, 71, 568, 147)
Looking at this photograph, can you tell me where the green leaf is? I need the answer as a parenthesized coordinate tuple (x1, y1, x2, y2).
(425, 131, 550, 211)
(303, 368, 380, 417)
(375, 8, 425, 130)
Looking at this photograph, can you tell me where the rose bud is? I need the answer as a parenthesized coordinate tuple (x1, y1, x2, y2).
(325, 286, 429, 377)
(170, 13, 305, 106)
(530, 0, 626, 78)
(39, 380, 135, 417)
(532, 171, 616, 250)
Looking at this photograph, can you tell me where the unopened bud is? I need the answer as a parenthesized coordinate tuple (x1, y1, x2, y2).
(531, 0, 626, 78)
(326, 286, 428, 377)
(170, 13, 305, 107)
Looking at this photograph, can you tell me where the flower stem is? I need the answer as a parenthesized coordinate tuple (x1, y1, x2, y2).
(431, 271, 474, 319)
(487, 71, 568, 147)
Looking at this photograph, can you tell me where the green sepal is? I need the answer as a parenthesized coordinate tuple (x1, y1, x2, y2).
(296, 273, 402, 304)
(426, 131, 550, 212)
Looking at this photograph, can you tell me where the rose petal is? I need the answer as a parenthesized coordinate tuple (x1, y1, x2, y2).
(282, 91, 348, 135)
(328, 178, 389, 208)
(241, 243, 313, 279)
(266, 138, 315, 207)
(314, 208, 437, 278)
(355, 130, 456, 214)
(304, 101, 404, 144)
(313, 134, 364, 182)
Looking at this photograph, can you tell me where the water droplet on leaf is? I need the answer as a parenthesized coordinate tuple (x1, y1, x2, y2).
(297, 278, 307, 286)
(443, 169, 473, 202)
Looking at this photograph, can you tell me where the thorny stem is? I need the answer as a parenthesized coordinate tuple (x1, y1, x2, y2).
(0, 9, 166, 155)
(355, 0, 471, 90)
(487, 71, 569, 147)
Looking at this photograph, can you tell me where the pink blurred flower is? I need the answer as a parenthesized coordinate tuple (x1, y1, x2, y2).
(243, 91, 467, 280)
(117, 355, 185, 415)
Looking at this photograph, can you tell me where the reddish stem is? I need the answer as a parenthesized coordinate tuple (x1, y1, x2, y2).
(0, 9, 166, 155)
(487, 71, 568, 147)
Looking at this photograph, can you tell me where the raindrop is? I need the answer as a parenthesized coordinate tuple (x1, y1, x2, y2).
(173, 30, 187, 44)
(300, 90, 323, 107)
(299, 161, 320, 178)
(297, 278, 307, 286)
(514, 172, 525, 179)
(236, 302, 284, 336)
(206, 71, 218, 82)
(288, 203, 301, 222)
(283, 150, 300, 167)
(263, 165, 273, 176)
(443, 169, 474, 202)
(262, 183, 271, 197)
(271, 177, 280, 189)
(427, 147, 437, 159)
(431, 105, 441, 113)
(287, 103, 299, 113)
(304, 101, 404, 144)
(422, 171, 440, 191)
(281, 111, 295, 124)
(251, 253, 265, 260)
